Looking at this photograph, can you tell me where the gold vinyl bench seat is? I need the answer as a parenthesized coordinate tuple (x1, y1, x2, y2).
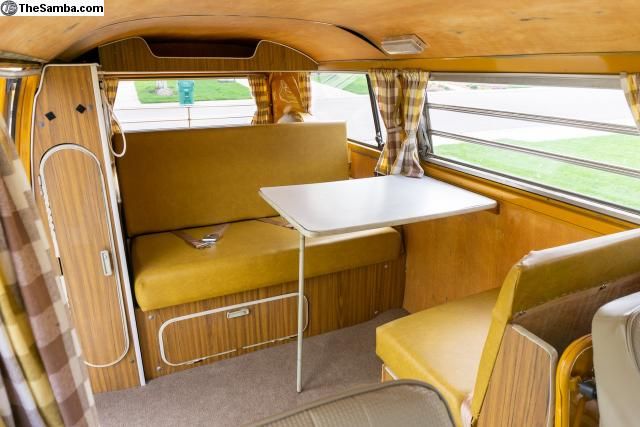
(376, 288, 498, 426)
(377, 229, 640, 426)
(133, 219, 402, 311)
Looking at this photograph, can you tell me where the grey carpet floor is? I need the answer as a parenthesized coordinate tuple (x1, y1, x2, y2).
(95, 309, 406, 427)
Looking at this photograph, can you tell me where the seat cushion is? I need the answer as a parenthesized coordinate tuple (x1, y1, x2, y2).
(115, 123, 349, 237)
(133, 219, 402, 311)
(376, 288, 499, 427)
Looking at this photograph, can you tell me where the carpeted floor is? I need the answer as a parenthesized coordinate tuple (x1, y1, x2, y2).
(95, 309, 406, 427)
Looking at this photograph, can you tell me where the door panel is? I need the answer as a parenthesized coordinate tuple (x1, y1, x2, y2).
(40, 145, 129, 367)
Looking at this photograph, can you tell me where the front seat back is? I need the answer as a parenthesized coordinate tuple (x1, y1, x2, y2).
(593, 292, 640, 427)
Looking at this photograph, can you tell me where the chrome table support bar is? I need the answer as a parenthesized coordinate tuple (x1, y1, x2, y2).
(297, 234, 305, 393)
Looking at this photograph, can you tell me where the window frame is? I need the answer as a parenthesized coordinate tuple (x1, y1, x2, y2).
(422, 72, 640, 224)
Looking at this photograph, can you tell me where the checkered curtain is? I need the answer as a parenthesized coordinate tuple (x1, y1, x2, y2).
(103, 78, 120, 134)
(395, 70, 429, 177)
(0, 118, 98, 427)
(622, 73, 640, 128)
(297, 73, 311, 114)
(248, 75, 273, 124)
(371, 69, 429, 177)
(370, 69, 403, 175)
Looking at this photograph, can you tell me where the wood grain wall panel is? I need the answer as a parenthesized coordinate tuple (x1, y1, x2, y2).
(137, 258, 405, 380)
(32, 65, 141, 393)
(4, 1, 640, 67)
(14, 74, 39, 178)
(405, 197, 599, 313)
(349, 144, 379, 179)
(347, 145, 633, 313)
(99, 37, 318, 73)
(41, 148, 128, 367)
(478, 325, 557, 427)
(403, 209, 501, 312)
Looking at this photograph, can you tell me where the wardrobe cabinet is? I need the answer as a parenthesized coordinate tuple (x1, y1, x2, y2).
(32, 65, 144, 392)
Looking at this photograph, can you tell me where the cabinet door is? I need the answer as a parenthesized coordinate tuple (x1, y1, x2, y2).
(40, 145, 129, 367)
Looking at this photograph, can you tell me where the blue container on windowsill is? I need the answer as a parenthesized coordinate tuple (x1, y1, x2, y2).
(178, 80, 195, 106)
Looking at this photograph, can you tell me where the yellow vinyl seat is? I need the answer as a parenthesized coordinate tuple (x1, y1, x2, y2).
(376, 228, 640, 426)
(376, 288, 499, 424)
(133, 220, 402, 311)
(115, 123, 405, 312)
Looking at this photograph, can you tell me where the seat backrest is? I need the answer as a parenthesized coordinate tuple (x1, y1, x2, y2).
(470, 228, 640, 422)
(251, 380, 455, 427)
(592, 292, 640, 427)
(115, 122, 349, 237)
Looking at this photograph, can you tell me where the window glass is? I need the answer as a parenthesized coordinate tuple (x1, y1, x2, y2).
(429, 109, 640, 170)
(310, 73, 378, 145)
(427, 79, 640, 213)
(428, 82, 636, 126)
(114, 78, 254, 131)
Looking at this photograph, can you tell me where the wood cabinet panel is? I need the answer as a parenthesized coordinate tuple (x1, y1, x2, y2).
(478, 325, 557, 427)
(41, 146, 129, 367)
(99, 37, 318, 74)
(32, 65, 142, 392)
(137, 258, 405, 380)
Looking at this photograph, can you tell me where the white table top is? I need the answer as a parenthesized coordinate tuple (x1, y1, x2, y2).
(259, 175, 497, 237)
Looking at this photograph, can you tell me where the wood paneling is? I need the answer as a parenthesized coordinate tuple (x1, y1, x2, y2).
(137, 258, 405, 380)
(4, 1, 640, 68)
(41, 148, 129, 367)
(14, 74, 39, 178)
(32, 65, 141, 393)
(347, 144, 636, 313)
(99, 37, 318, 73)
(321, 52, 640, 74)
(349, 144, 379, 179)
(0, 79, 6, 120)
(478, 325, 557, 427)
(32, 67, 104, 177)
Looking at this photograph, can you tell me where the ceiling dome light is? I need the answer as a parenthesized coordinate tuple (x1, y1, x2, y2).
(381, 34, 427, 55)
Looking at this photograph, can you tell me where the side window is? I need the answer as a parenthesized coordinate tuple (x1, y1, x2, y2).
(424, 77, 640, 213)
(114, 78, 254, 132)
(310, 72, 380, 146)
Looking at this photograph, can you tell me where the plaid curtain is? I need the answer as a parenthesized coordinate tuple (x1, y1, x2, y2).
(297, 73, 311, 114)
(622, 73, 640, 128)
(393, 70, 429, 177)
(0, 118, 98, 427)
(102, 78, 120, 135)
(248, 75, 273, 125)
(370, 69, 403, 176)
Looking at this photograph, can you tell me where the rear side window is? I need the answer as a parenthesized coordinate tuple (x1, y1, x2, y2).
(424, 76, 640, 215)
(114, 78, 254, 132)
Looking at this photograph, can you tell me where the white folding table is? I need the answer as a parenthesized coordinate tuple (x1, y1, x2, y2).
(259, 174, 497, 392)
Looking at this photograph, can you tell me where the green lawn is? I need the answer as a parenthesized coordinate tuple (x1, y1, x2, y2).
(135, 80, 252, 104)
(435, 134, 640, 210)
(342, 76, 370, 95)
(312, 74, 370, 95)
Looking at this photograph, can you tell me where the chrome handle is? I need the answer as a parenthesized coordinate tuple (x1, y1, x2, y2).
(100, 250, 113, 276)
(226, 308, 250, 319)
